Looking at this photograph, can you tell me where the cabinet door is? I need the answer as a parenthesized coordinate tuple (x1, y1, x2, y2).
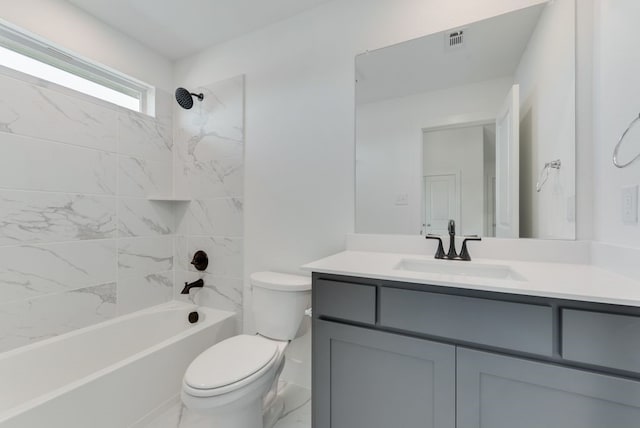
(457, 348, 640, 428)
(313, 319, 455, 428)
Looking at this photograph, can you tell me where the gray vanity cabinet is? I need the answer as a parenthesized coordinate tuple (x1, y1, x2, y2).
(313, 319, 456, 428)
(457, 348, 640, 428)
(312, 274, 640, 428)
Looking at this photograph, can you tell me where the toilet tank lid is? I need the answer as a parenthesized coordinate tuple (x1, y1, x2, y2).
(250, 271, 311, 291)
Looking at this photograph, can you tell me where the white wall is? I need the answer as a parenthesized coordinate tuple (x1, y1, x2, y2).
(575, 0, 594, 242)
(516, 0, 576, 239)
(356, 77, 513, 234)
(174, 0, 547, 388)
(593, 0, 640, 247)
(0, 0, 173, 91)
(423, 126, 485, 236)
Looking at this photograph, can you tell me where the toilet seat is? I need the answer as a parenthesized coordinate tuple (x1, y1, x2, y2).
(183, 335, 284, 398)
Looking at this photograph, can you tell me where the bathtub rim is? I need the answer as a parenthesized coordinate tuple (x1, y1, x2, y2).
(0, 301, 236, 423)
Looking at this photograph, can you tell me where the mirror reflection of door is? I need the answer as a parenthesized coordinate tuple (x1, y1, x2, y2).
(423, 124, 495, 237)
(424, 174, 458, 235)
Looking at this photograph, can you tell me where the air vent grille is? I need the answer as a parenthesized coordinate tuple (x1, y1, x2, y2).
(446, 29, 465, 49)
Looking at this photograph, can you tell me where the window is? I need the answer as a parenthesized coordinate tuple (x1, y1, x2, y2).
(0, 21, 153, 114)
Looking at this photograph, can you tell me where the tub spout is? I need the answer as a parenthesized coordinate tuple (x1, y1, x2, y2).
(181, 279, 204, 294)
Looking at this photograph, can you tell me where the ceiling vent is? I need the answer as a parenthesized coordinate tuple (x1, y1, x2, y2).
(445, 29, 465, 50)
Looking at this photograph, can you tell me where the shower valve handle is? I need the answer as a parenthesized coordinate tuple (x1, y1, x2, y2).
(191, 250, 209, 271)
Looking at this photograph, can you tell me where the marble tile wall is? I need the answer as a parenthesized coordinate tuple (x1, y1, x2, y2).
(0, 71, 175, 353)
(173, 76, 245, 324)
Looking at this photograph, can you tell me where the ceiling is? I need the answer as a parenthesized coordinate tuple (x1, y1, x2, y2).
(67, 0, 334, 60)
(355, 3, 545, 105)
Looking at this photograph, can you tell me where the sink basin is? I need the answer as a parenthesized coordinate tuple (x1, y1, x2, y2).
(394, 259, 526, 281)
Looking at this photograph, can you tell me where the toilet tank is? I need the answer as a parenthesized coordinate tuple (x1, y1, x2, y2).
(251, 272, 311, 341)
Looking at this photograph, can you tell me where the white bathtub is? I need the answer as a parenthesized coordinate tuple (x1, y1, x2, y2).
(0, 301, 236, 428)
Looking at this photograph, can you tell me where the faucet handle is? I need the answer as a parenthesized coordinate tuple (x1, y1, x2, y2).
(425, 234, 446, 259)
(459, 236, 482, 261)
(191, 250, 209, 271)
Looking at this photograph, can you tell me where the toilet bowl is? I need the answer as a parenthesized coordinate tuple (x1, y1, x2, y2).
(181, 271, 311, 428)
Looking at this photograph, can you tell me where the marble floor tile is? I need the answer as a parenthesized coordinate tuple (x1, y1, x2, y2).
(273, 383, 311, 428)
(140, 383, 311, 428)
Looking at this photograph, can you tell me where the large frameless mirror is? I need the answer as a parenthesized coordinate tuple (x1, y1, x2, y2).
(355, 0, 575, 239)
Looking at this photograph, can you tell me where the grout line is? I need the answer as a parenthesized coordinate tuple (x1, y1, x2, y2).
(0, 281, 117, 307)
(0, 185, 117, 197)
(171, 106, 178, 302)
(0, 238, 119, 249)
(118, 269, 174, 282)
(0, 128, 118, 155)
(116, 113, 121, 314)
(0, 235, 178, 250)
(179, 235, 245, 239)
(0, 184, 121, 197)
(0, 128, 172, 161)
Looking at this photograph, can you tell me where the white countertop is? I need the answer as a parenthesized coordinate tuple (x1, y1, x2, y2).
(302, 251, 640, 307)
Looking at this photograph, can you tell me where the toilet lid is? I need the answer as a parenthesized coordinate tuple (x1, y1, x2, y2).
(184, 335, 278, 390)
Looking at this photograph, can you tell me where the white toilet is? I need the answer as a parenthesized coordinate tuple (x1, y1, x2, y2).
(181, 271, 311, 428)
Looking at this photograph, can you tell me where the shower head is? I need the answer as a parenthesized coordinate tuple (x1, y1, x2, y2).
(175, 87, 204, 109)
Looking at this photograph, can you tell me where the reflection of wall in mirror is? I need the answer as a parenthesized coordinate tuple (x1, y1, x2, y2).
(356, 77, 512, 235)
(423, 126, 487, 237)
(517, 0, 575, 239)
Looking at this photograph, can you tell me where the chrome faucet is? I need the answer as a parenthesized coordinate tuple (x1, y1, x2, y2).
(425, 219, 481, 261)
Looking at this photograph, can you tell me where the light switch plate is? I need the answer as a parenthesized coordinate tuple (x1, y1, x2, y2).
(622, 185, 638, 225)
(395, 193, 409, 206)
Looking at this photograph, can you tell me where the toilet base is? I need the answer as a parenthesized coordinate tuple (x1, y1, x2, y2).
(197, 397, 262, 428)
(184, 394, 285, 428)
(263, 395, 285, 428)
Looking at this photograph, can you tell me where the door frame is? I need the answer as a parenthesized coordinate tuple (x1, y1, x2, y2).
(495, 84, 520, 238)
(485, 175, 496, 236)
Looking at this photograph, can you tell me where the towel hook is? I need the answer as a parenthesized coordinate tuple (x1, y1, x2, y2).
(613, 113, 640, 168)
(536, 159, 561, 193)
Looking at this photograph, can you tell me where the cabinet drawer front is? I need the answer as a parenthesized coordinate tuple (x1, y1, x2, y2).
(379, 288, 553, 355)
(314, 279, 376, 324)
(562, 309, 640, 373)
